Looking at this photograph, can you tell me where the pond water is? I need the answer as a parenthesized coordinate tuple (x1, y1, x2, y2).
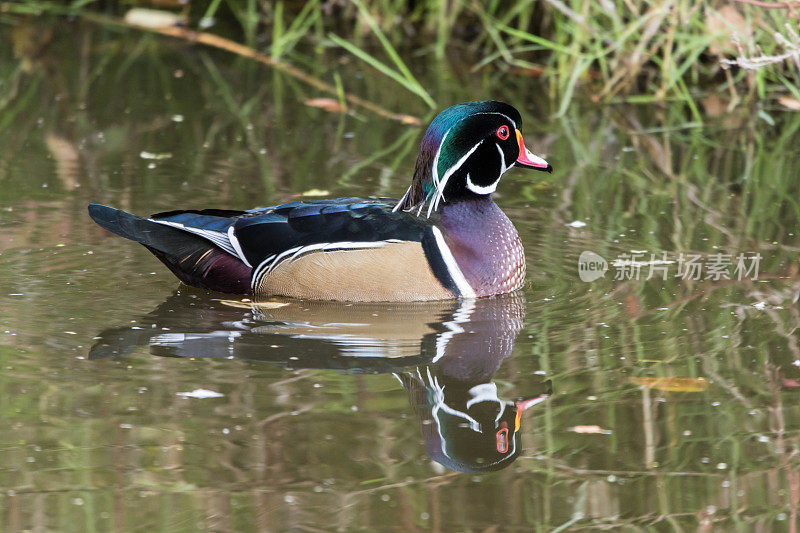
(1, 20, 800, 531)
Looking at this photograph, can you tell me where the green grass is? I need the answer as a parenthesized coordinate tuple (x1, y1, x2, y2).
(2, 0, 798, 116)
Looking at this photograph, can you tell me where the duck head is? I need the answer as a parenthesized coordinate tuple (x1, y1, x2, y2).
(397, 369, 552, 473)
(395, 101, 552, 216)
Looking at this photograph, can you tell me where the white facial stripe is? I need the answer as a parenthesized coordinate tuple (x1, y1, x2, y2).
(428, 139, 485, 217)
(430, 226, 476, 297)
(471, 111, 517, 129)
(497, 143, 507, 174)
(431, 129, 449, 192)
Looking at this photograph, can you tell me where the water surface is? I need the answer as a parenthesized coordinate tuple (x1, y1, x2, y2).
(1, 21, 799, 531)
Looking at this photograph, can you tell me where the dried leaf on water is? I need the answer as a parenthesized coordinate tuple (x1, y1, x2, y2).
(630, 377, 709, 392)
(301, 189, 330, 197)
(176, 389, 224, 399)
(304, 98, 347, 114)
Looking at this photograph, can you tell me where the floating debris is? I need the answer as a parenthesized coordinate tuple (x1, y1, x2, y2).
(301, 189, 330, 197)
(630, 377, 709, 392)
(140, 151, 173, 160)
(176, 389, 224, 399)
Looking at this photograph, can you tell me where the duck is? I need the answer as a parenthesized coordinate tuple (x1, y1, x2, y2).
(88, 101, 552, 302)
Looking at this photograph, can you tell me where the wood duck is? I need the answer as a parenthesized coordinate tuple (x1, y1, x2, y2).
(88, 101, 552, 301)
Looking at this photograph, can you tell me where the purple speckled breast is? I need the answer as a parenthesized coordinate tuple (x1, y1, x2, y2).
(438, 199, 526, 297)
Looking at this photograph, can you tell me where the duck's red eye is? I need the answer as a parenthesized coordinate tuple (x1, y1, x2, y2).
(497, 126, 510, 140)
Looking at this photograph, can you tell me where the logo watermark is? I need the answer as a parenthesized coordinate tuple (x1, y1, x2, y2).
(578, 251, 609, 282)
(578, 251, 761, 282)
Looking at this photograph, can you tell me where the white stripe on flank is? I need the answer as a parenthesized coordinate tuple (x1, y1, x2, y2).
(251, 253, 277, 288)
(250, 240, 400, 291)
(430, 226, 475, 298)
(152, 220, 236, 256)
(227, 226, 252, 267)
(428, 139, 484, 218)
(265, 246, 303, 273)
(431, 298, 475, 363)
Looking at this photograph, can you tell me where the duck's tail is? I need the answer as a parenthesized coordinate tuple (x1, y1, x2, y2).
(88, 204, 252, 294)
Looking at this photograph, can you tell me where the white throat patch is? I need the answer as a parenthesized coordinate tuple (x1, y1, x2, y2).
(464, 143, 508, 195)
(465, 173, 498, 195)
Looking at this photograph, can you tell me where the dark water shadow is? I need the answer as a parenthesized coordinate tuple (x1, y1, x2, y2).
(90, 290, 551, 472)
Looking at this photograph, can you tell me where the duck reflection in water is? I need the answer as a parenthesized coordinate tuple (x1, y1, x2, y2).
(90, 291, 550, 473)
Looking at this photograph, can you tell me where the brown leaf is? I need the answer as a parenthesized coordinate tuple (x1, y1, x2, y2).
(509, 65, 545, 77)
(702, 94, 728, 117)
(624, 293, 641, 317)
(304, 98, 347, 114)
(398, 114, 422, 126)
(778, 96, 800, 111)
(630, 377, 709, 392)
